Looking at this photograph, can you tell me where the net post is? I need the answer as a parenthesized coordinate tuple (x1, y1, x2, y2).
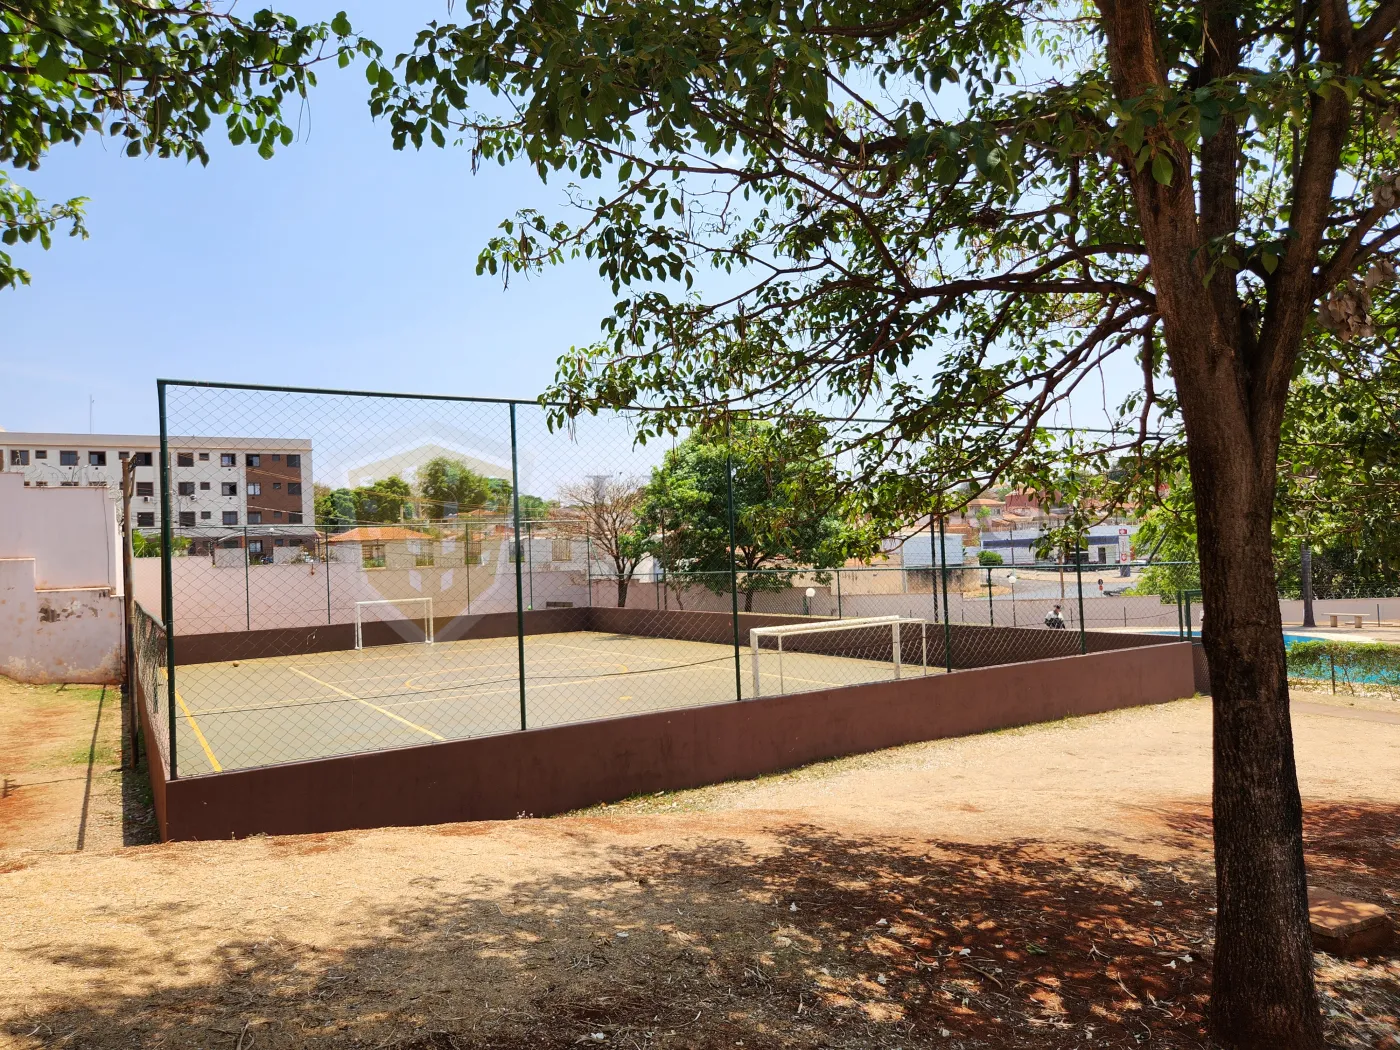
(157, 380, 178, 780)
(938, 513, 952, 673)
(750, 628, 761, 698)
(426, 597, 435, 644)
(509, 403, 528, 731)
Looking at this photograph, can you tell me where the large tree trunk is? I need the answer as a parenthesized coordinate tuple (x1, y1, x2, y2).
(1183, 415, 1324, 1049)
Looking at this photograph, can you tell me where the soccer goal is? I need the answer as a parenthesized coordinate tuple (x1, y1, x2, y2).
(748, 615, 928, 697)
(354, 598, 435, 650)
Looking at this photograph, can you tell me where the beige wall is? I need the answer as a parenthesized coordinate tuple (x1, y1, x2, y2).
(0, 473, 119, 590)
(0, 475, 122, 682)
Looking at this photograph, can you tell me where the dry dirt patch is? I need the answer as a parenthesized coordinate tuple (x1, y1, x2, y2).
(1, 696, 1396, 1050)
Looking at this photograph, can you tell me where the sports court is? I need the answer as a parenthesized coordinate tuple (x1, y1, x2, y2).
(168, 628, 937, 776)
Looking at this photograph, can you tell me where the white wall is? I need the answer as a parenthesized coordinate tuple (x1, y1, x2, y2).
(0, 474, 123, 682)
(0, 473, 119, 590)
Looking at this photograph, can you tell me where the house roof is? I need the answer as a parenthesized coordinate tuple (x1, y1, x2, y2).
(327, 526, 435, 543)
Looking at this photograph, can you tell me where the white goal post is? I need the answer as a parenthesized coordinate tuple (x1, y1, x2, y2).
(748, 615, 928, 698)
(354, 598, 435, 650)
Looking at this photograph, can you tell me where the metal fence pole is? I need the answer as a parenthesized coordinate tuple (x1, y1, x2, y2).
(938, 514, 952, 673)
(324, 526, 332, 624)
(1075, 543, 1087, 655)
(986, 565, 994, 627)
(243, 525, 251, 631)
(526, 520, 535, 610)
(509, 404, 527, 730)
(585, 532, 593, 607)
(725, 416, 742, 699)
(464, 524, 472, 614)
(836, 567, 843, 619)
(157, 380, 178, 780)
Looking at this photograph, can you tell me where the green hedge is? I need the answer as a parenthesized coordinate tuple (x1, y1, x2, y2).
(1287, 640, 1400, 696)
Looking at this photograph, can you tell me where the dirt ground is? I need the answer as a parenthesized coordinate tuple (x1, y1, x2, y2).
(1, 678, 1396, 1050)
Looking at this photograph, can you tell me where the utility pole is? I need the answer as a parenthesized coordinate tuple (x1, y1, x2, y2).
(120, 457, 138, 766)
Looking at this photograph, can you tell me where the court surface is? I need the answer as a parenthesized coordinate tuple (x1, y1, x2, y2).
(167, 630, 937, 776)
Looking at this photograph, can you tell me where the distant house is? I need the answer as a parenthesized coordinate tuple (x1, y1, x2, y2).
(328, 526, 440, 570)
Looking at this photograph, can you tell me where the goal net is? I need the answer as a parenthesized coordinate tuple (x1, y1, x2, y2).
(748, 615, 928, 698)
(354, 598, 435, 650)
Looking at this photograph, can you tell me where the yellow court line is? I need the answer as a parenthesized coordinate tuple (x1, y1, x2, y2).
(174, 690, 223, 772)
(288, 667, 445, 740)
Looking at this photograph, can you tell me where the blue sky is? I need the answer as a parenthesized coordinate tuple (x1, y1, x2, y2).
(1, 2, 1141, 440)
(0, 2, 614, 435)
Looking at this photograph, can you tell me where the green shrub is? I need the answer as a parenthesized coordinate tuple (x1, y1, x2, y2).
(977, 549, 1004, 566)
(1286, 639, 1400, 697)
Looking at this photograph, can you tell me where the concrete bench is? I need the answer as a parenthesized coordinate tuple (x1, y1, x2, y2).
(1327, 613, 1364, 628)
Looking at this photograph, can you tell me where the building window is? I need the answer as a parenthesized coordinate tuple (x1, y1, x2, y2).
(198, 452, 209, 461)
(137, 512, 155, 527)
(409, 541, 435, 567)
(119, 451, 129, 460)
(273, 510, 283, 520)
(33, 450, 46, 460)
(246, 454, 261, 467)
(272, 454, 282, 462)
(178, 511, 196, 527)
(552, 537, 574, 562)
(247, 482, 261, 497)
(362, 542, 386, 569)
(89, 451, 107, 467)
(273, 482, 282, 490)
(221, 482, 238, 497)
(200, 511, 211, 520)
(9, 450, 28, 466)
(248, 512, 262, 524)
(288, 512, 303, 524)
(286, 454, 301, 468)
(287, 482, 302, 496)
(220, 453, 236, 467)
(177, 481, 195, 496)
(133, 452, 153, 467)
(136, 482, 154, 497)
(274, 538, 286, 547)
(222, 511, 239, 525)
(199, 481, 210, 490)
(177, 452, 194, 467)
(60, 450, 78, 466)
(248, 539, 264, 555)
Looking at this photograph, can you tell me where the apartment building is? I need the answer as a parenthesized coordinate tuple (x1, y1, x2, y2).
(0, 432, 315, 554)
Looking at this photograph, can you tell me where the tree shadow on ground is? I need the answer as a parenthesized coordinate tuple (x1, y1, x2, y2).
(5, 807, 1396, 1050)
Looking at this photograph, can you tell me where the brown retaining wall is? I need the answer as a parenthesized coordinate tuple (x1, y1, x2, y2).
(176, 604, 1173, 670)
(144, 640, 1195, 840)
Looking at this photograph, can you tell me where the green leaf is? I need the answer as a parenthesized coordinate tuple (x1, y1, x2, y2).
(1151, 152, 1173, 186)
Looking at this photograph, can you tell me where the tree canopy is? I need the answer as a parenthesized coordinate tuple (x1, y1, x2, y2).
(645, 418, 867, 610)
(1, 1, 373, 288)
(416, 456, 493, 518)
(376, 0, 1400, 1041)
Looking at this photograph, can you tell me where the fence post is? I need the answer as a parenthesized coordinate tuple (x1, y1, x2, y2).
(585, 532, 593, 607)
(157, 380, 178, 780)
(986, 565, 994, 627)
(243, 525, 251, 631)
(464, 524, 472, 614)
(836, 567, 843, 620)
(725, 416, 742, 699)
(324, 527, 332, 624)
(1075, 543, 1086, 655)
(509, 404, 527, 730)
(938, 514, 952, 673)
